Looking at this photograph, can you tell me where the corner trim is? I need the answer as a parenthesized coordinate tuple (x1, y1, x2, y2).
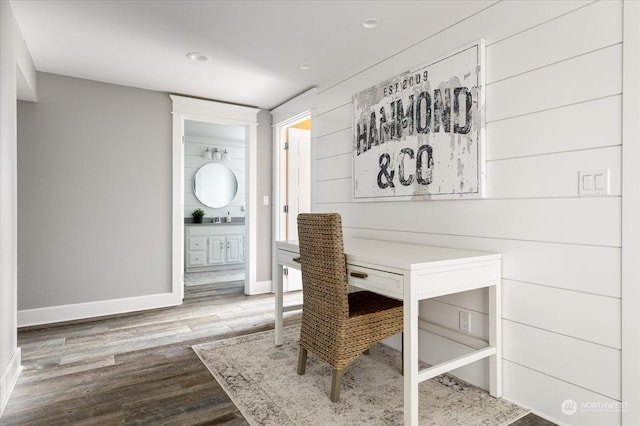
(17, 293, 182, 327)
(622, 2, 640, 424)
(0, 348, 21, 417)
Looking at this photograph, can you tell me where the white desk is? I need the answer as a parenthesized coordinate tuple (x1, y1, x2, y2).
(274, 237, 502, 425)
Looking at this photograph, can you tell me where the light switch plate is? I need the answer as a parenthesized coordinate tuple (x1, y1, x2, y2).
(579, 169, 609, 196)
(459, 311, 471, 333)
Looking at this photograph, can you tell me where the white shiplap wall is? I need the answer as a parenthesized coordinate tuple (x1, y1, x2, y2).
(184, 135, 246, 219)
(310, 2, 623, 424)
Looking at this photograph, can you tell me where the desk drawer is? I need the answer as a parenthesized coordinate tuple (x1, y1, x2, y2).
(277, 249, 301, 268)
(346, 266, 402, 300)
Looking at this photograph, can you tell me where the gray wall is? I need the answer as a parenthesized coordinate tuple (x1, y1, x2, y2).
(17, 72, 172, 310)
(256, 110, 272, 283)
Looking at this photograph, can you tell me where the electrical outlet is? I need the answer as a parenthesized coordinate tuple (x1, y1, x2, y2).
(459, 311, 471, 334)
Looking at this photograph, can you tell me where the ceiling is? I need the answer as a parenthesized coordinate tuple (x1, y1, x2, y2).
(9, 0, 493, 110)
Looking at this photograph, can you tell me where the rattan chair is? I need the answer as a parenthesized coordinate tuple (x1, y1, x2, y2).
(296, 213, 403, 402)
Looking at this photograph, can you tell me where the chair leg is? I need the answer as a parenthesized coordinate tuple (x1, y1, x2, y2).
(297, 347, 308, 375)
(330, 368, 344, 402)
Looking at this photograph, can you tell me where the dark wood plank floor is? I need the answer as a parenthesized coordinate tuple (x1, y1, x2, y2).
(1, 280, 554, 425)
(510, 413, 557, 426)
(1, 281, 302, 425)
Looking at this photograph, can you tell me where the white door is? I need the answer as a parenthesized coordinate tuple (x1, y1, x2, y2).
(281, 124, 310, 292)
(286, 127, 311, 240)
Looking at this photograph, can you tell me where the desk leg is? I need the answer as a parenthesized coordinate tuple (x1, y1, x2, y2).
(403, 276, 419, 425)
(489, 282, 502, 397)
(275, 263, 284, 346)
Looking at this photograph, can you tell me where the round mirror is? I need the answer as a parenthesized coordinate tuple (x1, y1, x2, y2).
(193, 163, 238, 208)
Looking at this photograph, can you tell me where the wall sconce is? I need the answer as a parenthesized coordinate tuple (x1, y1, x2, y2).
(202, 147, 229, 161)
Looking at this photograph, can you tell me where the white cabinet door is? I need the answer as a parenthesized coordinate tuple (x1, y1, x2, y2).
(208, 237, 225, 264)
(226, 235, 244, 263)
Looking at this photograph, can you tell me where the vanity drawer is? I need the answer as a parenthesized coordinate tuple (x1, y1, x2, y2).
(187, 251, 207, 267)
(189, 237, 206, 251)
(346, 265, 403, 300)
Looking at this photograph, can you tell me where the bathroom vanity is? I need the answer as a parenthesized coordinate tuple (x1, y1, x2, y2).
(184, 222, 245, 272)
(185, 154, 245, 272)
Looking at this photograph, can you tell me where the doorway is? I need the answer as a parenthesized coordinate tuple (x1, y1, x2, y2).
(274, 114, 311, 292)
(183, 120, 246, 289)
(170, 95, 259, 300)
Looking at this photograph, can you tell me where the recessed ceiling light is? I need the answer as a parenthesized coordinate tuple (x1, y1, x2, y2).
(186, 52, 211, 63)
(361, 18, 379, 29)
(299, 63, 312, 71)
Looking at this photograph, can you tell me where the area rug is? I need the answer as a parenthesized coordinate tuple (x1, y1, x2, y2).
(184, 269, 245, 286)
(192, 326, 529, 425)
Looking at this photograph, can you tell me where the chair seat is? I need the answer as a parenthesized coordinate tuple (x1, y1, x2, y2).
(348, 291, 402, 317)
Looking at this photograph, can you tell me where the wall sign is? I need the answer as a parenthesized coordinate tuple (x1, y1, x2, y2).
(352, 40, 485, 201)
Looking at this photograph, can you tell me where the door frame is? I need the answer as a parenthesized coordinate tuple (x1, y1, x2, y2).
(170, 95, 259, 298)
(274, 113, 311, 243)
(270, 88, 317, 292)
(273, 114, 310, 293)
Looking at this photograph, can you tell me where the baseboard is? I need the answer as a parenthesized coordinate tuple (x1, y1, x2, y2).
(0, 348, 22, 417)
(17, 292, 183, 327)
(248, 280, 272, 295)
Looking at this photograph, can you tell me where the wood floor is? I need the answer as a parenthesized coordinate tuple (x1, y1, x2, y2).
(1, 281, 302, 425)
(1, 280, 554, 425)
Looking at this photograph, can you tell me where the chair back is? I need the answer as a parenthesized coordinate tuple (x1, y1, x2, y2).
(297, 213, 349, 325)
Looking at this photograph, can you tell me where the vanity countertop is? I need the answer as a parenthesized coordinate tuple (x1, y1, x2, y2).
(184, 218, 245, 226)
